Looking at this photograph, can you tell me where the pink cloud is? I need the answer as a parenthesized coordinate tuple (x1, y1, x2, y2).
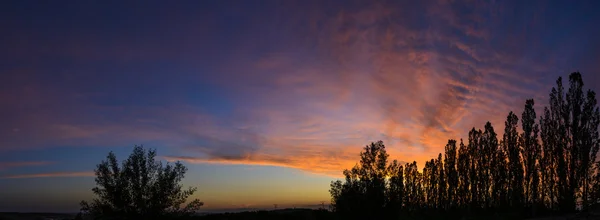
(176, 0, 563, 171)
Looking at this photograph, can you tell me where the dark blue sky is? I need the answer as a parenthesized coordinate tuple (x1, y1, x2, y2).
(1, 0, 600, 213)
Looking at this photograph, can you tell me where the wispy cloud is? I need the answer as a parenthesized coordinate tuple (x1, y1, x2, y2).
(2, 171, 94, 179)
(164, 144, 361, 177)
(0, 161, 53, 170)
(1, 0, 596, 177)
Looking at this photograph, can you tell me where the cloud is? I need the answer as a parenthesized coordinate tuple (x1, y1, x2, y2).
(165, 141, 386, 177)
(2, 171, 94, 179)
(0, 161, 53, 170)
(188, 0, 578, 170)
(2, 0, 597, 177)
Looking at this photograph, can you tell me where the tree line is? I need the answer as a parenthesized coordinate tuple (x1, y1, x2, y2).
(330, 72, 600, 219)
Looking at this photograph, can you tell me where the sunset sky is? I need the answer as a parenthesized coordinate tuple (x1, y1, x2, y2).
(2, 0, 600, 213)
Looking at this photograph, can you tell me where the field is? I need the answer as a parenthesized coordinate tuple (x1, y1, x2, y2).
(0, 212, 75, 220)
(4, 209, 600, 220)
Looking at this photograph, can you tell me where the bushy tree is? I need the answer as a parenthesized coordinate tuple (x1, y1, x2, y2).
(80, 145, 203, 220)
(329, 141, 390, 219)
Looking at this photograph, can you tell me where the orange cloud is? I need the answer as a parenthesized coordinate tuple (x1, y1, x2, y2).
(177, 0, 560, 172)
(165, 140, 367, 177)
(2, 171, 94, 179)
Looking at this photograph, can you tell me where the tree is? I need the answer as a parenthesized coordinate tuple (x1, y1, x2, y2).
(491, 138, 508, 210)
(480, 122, 497, 209)
(444, 139, 458, 209)
(386, 160, 404, 218)
(329, 141, 389, 219)
(436, 153, 446, 210)
(540, 101, 558, 211)
(80, 145, 203, 220)
(565, 72, 600, 210)
(580, 83, 600, 209)
(457, 139, 470, 209)
(468, 128, 481, 210)
(549, 76, 570, 213)
(504, 111, 524, 209)
(540, 72, 600, 212)
(404, 161, 423, 212)
(521, 99, 541, 214)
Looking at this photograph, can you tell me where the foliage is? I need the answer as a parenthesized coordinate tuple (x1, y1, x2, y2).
(329, 141, 389, 219)
(80, 145, 203, 220)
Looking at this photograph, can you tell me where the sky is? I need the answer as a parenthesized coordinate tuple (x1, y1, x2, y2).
(1, 0, 600, 213)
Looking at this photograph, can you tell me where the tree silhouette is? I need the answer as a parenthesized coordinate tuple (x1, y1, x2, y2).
(329, 141, 391, 219)
(504, 111, 524, 210)
(386, 159, 404, 218)
(444, 140, 458, 209)
(521, 99, 541, 215)
(467, 128, 481, 210)
(537, 72, 600, 213)
(457, 139, 470, 210)
(404, 161, 422, 212)
(491, 135, 508, 211)
(550, 76, 571, 213)
(540, 100, 558, 210)
(436, 153, 446, 210)
(80, 145, 203, 220)
(423, 159, 431, 208)
(479, 122, 496, 209)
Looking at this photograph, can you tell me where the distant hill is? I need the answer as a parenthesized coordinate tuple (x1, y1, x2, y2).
(195, 209, 334, 220)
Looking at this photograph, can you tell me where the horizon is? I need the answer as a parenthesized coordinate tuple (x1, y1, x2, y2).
(2, 0, 600, 213)
(0, 204, 326, 214)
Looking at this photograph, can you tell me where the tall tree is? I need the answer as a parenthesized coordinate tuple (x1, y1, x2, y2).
(424, 159, 436, 208)
(491, 138, 509, 210)
(504, 111, 524, 209)
(436, 153, 446, 210)
(563, 72, 600, 210)
(445, 139, 458, 209)
(583, 88, 600, 208)
(457, 139, 470, 209)
(404, 161, 421, 212)
(549, 76, 570, 213)
(521, 99, 541, 212)
(386, 160, 404, 218)
(468, 128, 481, 210)
(539, 72, 600, 212)
(565, 73, 582, 212)
(480, 122, 497, 208)
(540, 104, 557, 210)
